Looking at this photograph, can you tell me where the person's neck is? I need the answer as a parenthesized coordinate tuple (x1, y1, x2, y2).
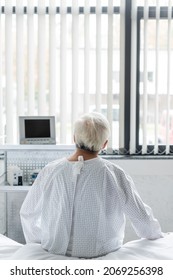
(67, 148, 99, 161)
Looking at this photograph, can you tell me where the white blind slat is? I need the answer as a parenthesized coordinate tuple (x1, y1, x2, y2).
(60, 0, 67, 143)
(71, 0, 79, 132)
(107, 0, 114, 151)
(38, 0, 46, 115)
(16, 0, 24, 118)
(27, 1, 35, 116)
(96, 0, 101, 112)
(5, 1, 13, 144)
(49, 0, 56, 116)
(142, 0, 149, 154)
(84, 0, 90, 113)
(120, 0, 126, 151)
(130, 0, 137, 154)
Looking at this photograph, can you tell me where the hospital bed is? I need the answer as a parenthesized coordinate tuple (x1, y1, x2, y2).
(0, 233, 173, 260)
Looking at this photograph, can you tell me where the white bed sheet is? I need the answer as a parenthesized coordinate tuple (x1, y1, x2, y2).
(0, 234, 23, 260)
(0, 233, 173, 260)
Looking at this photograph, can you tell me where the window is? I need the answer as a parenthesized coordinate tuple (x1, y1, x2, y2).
(0, 0, 123, 151)
(135, 0, 173, 154)
(1, 0, 173, 155)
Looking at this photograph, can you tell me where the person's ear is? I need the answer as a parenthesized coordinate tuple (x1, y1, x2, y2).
(102, 140, 108, 149)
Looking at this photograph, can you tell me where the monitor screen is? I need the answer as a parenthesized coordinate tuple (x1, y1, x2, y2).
(19, 116, 56, 144)
(25, 119, 51, 138)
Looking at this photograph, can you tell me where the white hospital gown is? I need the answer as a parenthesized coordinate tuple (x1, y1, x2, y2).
(20, 157, 163, 258)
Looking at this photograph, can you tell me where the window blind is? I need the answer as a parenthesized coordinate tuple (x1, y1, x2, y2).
(0, 0, 123, 151)
(131, 0, 173, 155)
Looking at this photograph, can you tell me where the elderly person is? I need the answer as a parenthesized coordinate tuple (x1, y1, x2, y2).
(20, 112, 163, 258)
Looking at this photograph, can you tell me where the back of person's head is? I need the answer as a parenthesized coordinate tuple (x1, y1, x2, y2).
(74, 112, 110, 152)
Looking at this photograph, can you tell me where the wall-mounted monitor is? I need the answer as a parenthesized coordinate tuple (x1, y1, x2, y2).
(19, 116, 56, 145)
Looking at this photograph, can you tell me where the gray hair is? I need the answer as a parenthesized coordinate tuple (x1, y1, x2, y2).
(74, 112, 110, 152)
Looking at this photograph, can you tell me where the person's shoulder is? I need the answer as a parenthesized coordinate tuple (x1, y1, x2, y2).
(42, 157, 67, 173)
(100, 157, 125, 174)
(100, 158, 133, 188)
